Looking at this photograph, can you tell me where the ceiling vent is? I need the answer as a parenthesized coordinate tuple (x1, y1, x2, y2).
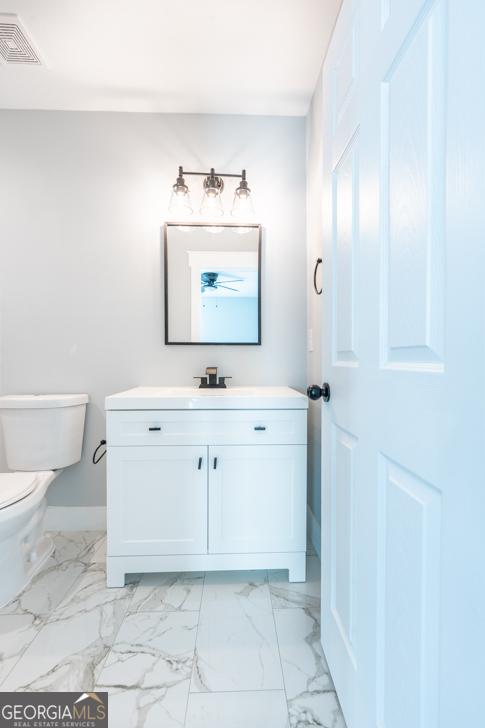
(0, 14, 42, 65)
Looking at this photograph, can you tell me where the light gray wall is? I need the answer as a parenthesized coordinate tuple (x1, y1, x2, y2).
(306, 69, 325, 527)
(0, 111, 306, 506)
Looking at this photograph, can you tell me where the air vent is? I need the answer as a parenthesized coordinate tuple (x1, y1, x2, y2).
(0, 14, 42, 65)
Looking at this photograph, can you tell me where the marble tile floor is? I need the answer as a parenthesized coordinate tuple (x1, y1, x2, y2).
(0, 531, 346, 728)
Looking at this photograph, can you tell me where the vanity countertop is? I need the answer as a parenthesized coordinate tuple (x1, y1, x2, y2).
(105, 386, 308, 411)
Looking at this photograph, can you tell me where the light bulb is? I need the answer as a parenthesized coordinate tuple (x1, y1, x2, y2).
(231, 189, 254, 218)
(231, 170, 254, 218)
(169, 188, 193, 215)
(168, 166, 193, 215)
(200, 170, 224, 216)
(200, 188, 224, 216)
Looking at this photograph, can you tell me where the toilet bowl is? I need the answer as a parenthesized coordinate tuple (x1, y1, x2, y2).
(0, 394, 88, 609)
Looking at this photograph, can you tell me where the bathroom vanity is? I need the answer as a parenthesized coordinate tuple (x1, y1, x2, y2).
(105, 386, 308, 586)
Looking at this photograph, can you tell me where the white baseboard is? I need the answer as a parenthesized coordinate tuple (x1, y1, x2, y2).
(45, 506, 106, 532)
(307, 505, 321, 558)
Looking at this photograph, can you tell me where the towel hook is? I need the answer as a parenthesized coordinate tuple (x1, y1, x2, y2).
(313, 257, 322, 295)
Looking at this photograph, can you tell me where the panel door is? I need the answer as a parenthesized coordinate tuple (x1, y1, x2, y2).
(319, 2, 485, 728)
(208, 445, 306, 554)
(107, 446, 207, 556)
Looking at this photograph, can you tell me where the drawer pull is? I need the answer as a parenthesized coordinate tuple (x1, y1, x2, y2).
(254, 426, 266, 431)
(213, 457, 218, 470)
(148, 426, 161, 432)
(198, 457, 203, 470)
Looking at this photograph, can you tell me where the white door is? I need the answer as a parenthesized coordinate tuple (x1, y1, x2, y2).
(208, 445, 306, 554)
(107, 446, 207, 555)
(319, 2, 485, 727)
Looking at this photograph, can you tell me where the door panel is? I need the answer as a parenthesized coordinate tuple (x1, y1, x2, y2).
(208, 445, 306, 554)
(332, 131, 360, 366)
(319, 1, 485, 728)
(107, 446, 207, 556)
(376, 455, 441, 728)
(330, 425, 357, 663)
(380, 0, 446, 370)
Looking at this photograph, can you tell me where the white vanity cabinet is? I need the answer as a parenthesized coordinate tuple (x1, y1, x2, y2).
(105, 387, 308, 586)
(107, 446, 207, 556)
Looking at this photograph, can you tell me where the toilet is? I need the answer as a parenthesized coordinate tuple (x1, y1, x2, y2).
(0, 394, 88, 608)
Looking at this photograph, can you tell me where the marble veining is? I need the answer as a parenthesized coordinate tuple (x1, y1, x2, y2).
(96, 611, 198, 727)
(269, 555, 321, 609)
(130, 572, 204, 614)
(0, 531, 346, 728)
(1, 561, 137, 692)
(274, 607, 334, 700)
(192, 613, 284, 692)
(0, 613, 41, 685)
(0, 531, 104, 621)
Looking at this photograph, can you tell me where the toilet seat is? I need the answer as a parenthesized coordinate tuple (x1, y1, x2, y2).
(0, 472, 52, 510)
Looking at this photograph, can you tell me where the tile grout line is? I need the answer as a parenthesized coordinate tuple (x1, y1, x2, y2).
(0, 618, 44, 689)
(268, 570, 293, 727)
(183, 570, 206, 727)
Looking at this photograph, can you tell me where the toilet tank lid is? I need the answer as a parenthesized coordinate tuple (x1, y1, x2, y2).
(0, 394, 89, 409)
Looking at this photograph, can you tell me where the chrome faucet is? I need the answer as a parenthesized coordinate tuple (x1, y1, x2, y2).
(194, 367, 231, 389)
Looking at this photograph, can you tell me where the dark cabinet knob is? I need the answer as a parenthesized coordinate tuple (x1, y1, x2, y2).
(307, 383, 331, 402)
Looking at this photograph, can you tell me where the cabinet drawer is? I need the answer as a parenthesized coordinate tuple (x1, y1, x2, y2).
(107, 409, 307, 446)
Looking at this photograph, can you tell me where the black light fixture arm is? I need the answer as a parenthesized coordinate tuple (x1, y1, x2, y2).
(178, 166, 245, 179)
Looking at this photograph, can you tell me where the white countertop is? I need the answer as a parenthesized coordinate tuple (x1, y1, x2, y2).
(105, 386, 308, 410)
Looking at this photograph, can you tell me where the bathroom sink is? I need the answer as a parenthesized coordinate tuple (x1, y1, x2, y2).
(105, 386, 308, 410)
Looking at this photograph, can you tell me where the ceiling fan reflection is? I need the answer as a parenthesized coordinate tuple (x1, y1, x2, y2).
(201, 272, 244, 293)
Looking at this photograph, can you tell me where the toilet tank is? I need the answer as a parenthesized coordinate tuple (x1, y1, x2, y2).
(0, 394, 88, 471)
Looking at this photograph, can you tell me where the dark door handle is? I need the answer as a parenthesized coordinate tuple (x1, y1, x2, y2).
(313, 258, 322, 295)
(254, 426, 266, 431)
(148, 426, 161, 431)
(307, 383, 331, 402)
(198, 457, 203, 470)
(213, 457, 218, 470)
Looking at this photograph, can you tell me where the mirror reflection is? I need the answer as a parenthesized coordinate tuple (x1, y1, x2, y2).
(164, 223, 261, 345)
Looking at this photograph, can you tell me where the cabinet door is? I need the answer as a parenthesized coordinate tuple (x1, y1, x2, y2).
(107, 446, 207, 556)
(208, 445, 306, 554)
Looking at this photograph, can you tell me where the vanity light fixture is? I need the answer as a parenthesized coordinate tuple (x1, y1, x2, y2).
(168, 166, 254, 218)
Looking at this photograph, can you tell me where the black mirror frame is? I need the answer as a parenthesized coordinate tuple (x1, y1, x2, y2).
(164, 222, 262, 346)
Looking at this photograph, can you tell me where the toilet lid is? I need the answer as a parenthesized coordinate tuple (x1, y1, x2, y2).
(0, 472, 42, 509)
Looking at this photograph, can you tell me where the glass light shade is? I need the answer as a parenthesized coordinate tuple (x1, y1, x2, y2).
(203, 225, 224, 234)
(200, 188, 224, 216)
(231, 188, 254, 218)
(169, 185, 193, 215)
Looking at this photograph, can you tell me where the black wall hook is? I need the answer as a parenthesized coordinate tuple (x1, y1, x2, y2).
(313, 258, 323, 295)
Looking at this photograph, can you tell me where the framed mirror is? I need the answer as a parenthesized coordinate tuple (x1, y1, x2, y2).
(164, 223, 261, 345)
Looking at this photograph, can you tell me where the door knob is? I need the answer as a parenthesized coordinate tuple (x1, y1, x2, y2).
(307, 383, 331, 402)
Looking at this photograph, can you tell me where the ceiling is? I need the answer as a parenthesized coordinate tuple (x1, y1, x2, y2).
(0, 0, 341, 116)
